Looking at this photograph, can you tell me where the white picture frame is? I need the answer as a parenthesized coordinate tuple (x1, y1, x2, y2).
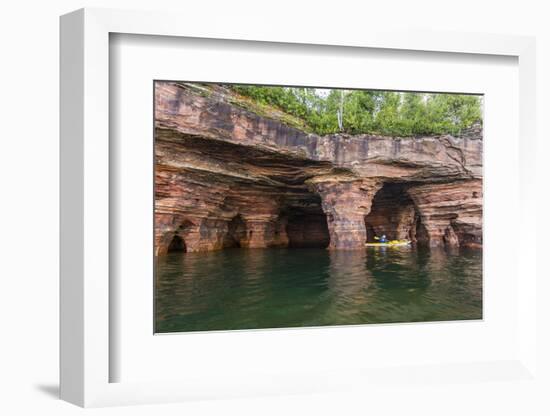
(60, 7, 538, 408)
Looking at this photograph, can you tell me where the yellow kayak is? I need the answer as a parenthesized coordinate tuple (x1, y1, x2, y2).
(365, 239, 411, 247)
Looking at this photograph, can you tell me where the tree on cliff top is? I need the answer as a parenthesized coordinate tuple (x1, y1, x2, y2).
(229, 84, 482, 137)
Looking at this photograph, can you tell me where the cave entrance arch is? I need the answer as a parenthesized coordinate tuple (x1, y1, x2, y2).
(167, 234, 186, 253)
(165, 219, 194, 254)
(285, 206, 330, 249)
(364, 182, 417, 243)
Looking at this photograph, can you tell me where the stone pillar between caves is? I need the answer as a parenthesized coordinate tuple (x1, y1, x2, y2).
(185, 219, 229, 252)
(311, 179, 382, 250)
(238, 215, 289, 248)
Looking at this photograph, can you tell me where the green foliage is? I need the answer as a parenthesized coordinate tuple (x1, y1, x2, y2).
(229, 85, 482, 136)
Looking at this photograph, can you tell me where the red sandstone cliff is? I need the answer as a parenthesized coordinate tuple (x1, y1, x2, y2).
(155, 82, 483, 253)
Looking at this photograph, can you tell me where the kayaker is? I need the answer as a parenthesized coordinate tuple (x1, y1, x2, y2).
(379, 234, 388, 243)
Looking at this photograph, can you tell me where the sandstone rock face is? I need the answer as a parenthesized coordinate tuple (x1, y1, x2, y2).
(309, 178, 382, 250)
(407, 180, 483, 248)
(155, 82, 483, 253)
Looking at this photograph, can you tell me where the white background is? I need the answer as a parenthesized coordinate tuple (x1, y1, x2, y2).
(1, 1, 549, 415)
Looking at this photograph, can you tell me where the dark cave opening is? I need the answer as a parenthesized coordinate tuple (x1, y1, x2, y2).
(167, 234, 187, 253)
(364, 182, 418, 243)
(286, 207, 330, 249)
(366, 224, 376, 243)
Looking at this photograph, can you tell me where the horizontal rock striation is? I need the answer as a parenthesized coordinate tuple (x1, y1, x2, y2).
(408, 180, 483, 248)
(155, 82, 482, 253)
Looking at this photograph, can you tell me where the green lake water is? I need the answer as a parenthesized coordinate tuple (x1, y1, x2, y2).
(155, 246, 482, 333)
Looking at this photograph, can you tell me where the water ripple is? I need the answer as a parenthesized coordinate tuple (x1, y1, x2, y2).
(155, 247, 482, 332)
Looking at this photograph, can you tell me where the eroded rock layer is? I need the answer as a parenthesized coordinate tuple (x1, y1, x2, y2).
(155, 82, 483, 253)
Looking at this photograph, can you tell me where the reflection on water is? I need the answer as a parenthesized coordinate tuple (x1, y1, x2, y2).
(155, 247, 482, 333)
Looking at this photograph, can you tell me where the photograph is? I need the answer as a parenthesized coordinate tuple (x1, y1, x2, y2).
(154, 81, 483, 333)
